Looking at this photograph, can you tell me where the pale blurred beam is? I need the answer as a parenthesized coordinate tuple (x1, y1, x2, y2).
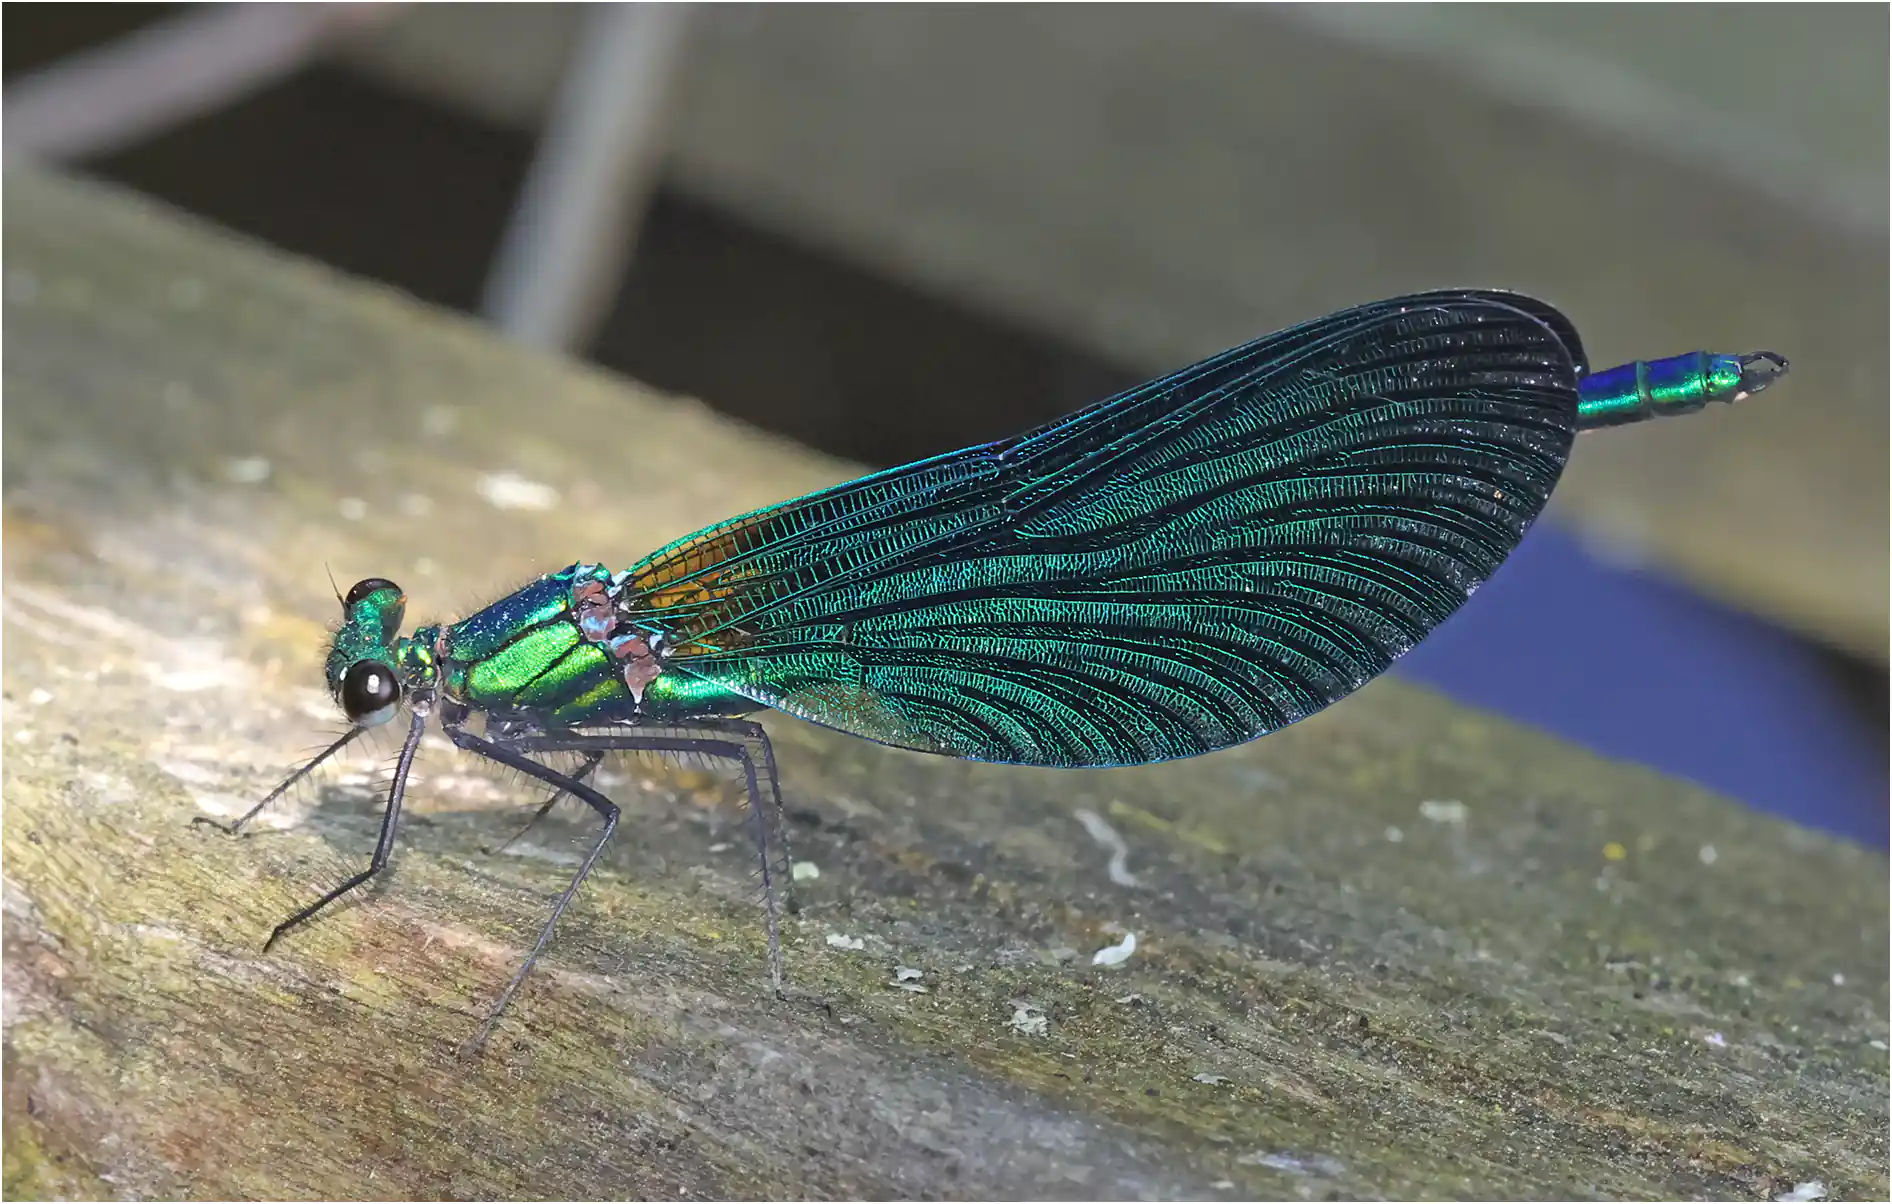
(481, 4, 692, 352)
(3, 3, 394, 163)
(1273, 3, 1885, 242)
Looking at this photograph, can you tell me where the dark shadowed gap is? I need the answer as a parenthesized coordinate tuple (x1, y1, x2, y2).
(2, 3, 187, 78)
(81, 62, 1138, 468)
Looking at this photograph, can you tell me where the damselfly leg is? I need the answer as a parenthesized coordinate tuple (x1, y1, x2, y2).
(671, 718, 796, 914)
(252, 711, 427, 950)
(484, 750, 605, 856)
(191, 724, 366, 836)
(444, 725, 619, 1053)
(447, 717, 793, 1052)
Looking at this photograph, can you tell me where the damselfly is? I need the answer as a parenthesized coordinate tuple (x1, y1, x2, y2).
(199, 290, 1787, 1048)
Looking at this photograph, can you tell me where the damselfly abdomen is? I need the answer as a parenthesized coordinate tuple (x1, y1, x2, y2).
(199, 290, 1788, 1048)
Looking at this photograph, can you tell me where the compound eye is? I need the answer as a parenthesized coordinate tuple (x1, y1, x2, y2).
(340, 660, 401, 726)
(345, 577, 402, 607)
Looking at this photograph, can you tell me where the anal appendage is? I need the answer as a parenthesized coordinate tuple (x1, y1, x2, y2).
(1576, 349, 1790, 431)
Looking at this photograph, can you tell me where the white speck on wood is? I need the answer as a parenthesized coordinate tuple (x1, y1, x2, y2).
(1008, 1004, 1048, 1037)
(476, 470, 560, 511)
(159, 760, 221, 786)
(1419, 799, 1468, 824)
(1092, 931, 1136, 967)
(1237, 1151, 1345, 1177)
(224, 456, 271, 484)
(421, 405, 459, 437)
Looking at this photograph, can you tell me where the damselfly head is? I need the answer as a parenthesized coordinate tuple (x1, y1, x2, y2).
(326, 577, 409, 726)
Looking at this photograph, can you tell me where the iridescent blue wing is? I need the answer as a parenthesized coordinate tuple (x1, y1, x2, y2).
(626, 291, 1584, 767)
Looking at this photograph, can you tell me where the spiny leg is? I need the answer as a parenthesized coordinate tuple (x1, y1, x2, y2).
(260, 711, 426, 952)
(717, 729, 785, 994)
(446, 724, 621, 1054)
(483, 750, 605, 856)
(501, 726, 790, 999)
(192, 724, 366, 836)
(699, 719, 796, 916)
(640, 718, 795, 916)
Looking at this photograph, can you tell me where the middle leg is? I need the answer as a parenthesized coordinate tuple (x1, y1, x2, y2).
(502, 724, 791, 996)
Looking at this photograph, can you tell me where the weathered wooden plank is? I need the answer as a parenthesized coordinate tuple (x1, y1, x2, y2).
(3, 168, 1885, 1200)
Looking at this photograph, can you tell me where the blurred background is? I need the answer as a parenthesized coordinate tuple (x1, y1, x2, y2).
(6, 4, 1886, 844)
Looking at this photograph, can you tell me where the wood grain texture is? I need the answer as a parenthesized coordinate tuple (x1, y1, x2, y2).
(3, 168, 1885, 1200)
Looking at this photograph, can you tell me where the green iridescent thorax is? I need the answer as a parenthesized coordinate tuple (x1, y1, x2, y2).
(462, 619, 603, 712)
(435, 564, 754, 725)
(325, 584, 407, 695)
(394, 625, 440, 693)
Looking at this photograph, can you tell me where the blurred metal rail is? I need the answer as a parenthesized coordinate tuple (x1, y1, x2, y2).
(3, 3, 393, 163)
(480, 4, 692, 352)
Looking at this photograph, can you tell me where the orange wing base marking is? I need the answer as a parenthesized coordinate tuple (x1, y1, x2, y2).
(628, 513, 781, 655)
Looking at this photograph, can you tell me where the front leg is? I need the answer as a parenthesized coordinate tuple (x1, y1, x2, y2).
(260, 710, 427, 951)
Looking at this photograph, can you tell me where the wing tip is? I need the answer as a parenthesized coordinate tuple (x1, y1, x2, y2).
(1400, 288, 1589, 377)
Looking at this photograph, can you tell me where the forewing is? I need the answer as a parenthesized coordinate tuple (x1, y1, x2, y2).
(626, 291, 1582, 766)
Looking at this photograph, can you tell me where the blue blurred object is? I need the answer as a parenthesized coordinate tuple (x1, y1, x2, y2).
(1394, 522, 1887, 847)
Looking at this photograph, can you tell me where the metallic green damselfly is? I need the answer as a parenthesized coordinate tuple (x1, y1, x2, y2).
(200, 290, 1787, 1048)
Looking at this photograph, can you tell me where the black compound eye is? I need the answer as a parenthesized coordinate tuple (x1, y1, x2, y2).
(340, 660, 401, 724)
(345, 577, 402, 607)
